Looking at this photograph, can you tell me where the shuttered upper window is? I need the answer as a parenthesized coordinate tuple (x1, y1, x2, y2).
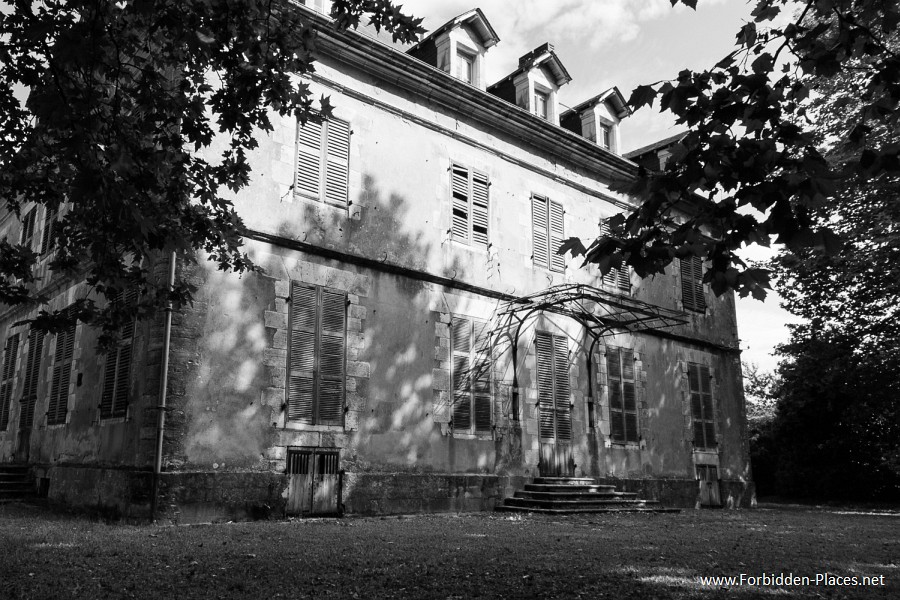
(689, 363, 716, 448)
(0, 334, 20, 430)
(607, 347, 638, 443)
(536, 332, 572, 442)
(450, 317, 492, 434)
(681, 256, 707, 313)
(532, 195, 565, 272)
(600, 221, 631, 292)
(295, 116, 351, 208)
(47, 322, 76, 425)
(20, 208, 37, 250)
(41, 206, 59, 255)
(100, 290, 137, 420)
(20, 328, 44, 430)
(450, 163, 489, 248)
(287, 282, 346, 426)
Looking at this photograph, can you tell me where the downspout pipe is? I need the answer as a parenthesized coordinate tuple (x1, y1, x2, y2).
(151, 251, 176, 521)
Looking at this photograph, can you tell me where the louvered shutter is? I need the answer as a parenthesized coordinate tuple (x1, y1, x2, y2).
(0, 334, 19, 429)
(600, 221, 630, 291)
(451, 319, 472, 430)
(471, 171, 489, 248)
(288, 283, 318, 423)
(607, 348, 624, 441)
(41, 207, 58, 255)
(553, 335, 571, 441)
(99, 348, 117, 418)
(472, 319, 492, 432)
(20, 329, 44, 429)
(450, 164, 470, 243)
(317, 290, 346, 425)
(48, 324, 75, 425)
(681, 256, 706, 312)
(532, 195, 549, 268)
(621, 349, 637, 442)
(324, 118, 350, 207)
(549, 200, 565, 273)
(20, 209, 36, 249)
(535, 332, 555, 440)
(296, 119, 323, 199)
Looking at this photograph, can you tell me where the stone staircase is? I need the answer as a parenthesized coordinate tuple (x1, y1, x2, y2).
(496, 477, 679, 514)
(0, 464, 34, 503)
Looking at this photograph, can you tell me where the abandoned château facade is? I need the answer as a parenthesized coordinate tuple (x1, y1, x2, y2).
(0, 3, 752, 521)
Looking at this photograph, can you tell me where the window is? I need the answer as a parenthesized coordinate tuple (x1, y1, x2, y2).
(287, 282, 346, 426)
(599, 124, 612, 150)
(607, 347, 638, 443)
(600, 221, 630, 292)
(531, 194, 565, 272)
(689, 363, 716, 448)
(41, 206, 59, 255)
(295, 116, 351, 207)
(681, 256, 707, 312)
(20, 208, 36, 250)
(0, 334, 20, 430)
(535, 332, 571, 442)
(450, 317, 492, 434)
(456, 50, 474, 84)
(47, 322, 76, 425)
(450, 163, 489, 248)
(100, 290, 137, 419)
(534, 90, 549, 120)
(19, 328, 44, 430)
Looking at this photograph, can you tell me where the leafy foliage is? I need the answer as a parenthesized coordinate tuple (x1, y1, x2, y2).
(0, 0, 422, 345)
(562, 0, 900, 301)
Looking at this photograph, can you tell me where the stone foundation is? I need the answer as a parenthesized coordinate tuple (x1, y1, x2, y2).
(595, 476, 755, 508)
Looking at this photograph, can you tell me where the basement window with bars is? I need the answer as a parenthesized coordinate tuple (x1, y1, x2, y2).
(0, 333, 20, 430)
(100, 290, 138, 420)
(450, 317, 492, 435)
(689, 363, 716, 449)
(681, 256, 707, 313)
(607, 347, 638, 443)
(599, 220, 631, 292)
(47, 320, 76, 426)
(450, 163, 490, 249)
(287, 282, 346, 427)
(532, 194, 565, 273)
(295, 116, 351, 207)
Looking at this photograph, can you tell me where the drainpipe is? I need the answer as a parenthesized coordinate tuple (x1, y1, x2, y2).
(151, 251, 176, 521)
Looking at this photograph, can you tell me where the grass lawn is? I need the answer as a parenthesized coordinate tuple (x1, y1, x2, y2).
(0, 503, 897, 599)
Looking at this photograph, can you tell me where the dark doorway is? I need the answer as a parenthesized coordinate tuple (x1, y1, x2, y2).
(286, 448, 342, 516)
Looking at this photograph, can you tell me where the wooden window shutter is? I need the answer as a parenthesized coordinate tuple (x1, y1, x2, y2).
(295, 119, 323, 199)
(0, 334, 19, 430)
(471, 171, 489, 248)
(451, 318, 472, 430)
(100, 290, 137, 419)
(549, 200, 565, 273)
(688, 362, 716, 448)
(450, 164, 470, 243)
(552, 335, 571, 441)
(317, 289, 346, 425)
(288, 283, 318, 423)
(20, 329, 44, 429)
(20, 208, 37, 250)
(600, 221, 630, 292)
(41, 206, 58, 255)
(287, 283, 346, 425)
(47, 323, 76, 425)
(535, 332, 555, 440)
(324, 118, 350, 207)
(532, 195, 549, 268)
(607, 347, 638, 443)
(681, 256, 706, 312)
(472, 319, 492, 433)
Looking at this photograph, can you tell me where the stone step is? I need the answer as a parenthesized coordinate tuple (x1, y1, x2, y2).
(496, 505, 680, 515)
(504, 497, 656, 510)
(514, 490, 639, 501)
(0, 465, 30, 474)
(523, 484, 621, 494)
(532, 477, 599, 485)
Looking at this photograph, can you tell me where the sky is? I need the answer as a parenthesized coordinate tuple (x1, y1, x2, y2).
(395, 0, 803, 372)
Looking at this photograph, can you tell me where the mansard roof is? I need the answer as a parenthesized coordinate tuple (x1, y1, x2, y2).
(487, 43, 573, 90)
(561, 87, 632, 120)
(406, 8, 500, 54)
(623, 132, 687, 160)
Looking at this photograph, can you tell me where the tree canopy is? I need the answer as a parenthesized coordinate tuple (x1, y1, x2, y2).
(0, 0, 422, 344)
(562, 0, 900, 302)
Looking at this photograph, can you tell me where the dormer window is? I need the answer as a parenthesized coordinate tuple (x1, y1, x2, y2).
(600, 124, 611, 149)
(457, 50, 475, 84)
(534, 90, 549, 120)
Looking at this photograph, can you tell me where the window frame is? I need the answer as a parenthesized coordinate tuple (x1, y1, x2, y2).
(456, 49, 475, 84)
(534, 89, 549, 120)
(688, 362, 716, 449)
(20, 208, 37, 250)
(450, 316, 492, 435)
(599, 220, 631, 292)
(295, 115, 351, 208)
(599, 123, 612, 149)
(606, 346, 639, 444)
(449, 162, 490, 249)
(286, 281, 347, 427)
(99, 290, 137, 421)
(47, 320, 76, 426)
(0, 333, 20, 430)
